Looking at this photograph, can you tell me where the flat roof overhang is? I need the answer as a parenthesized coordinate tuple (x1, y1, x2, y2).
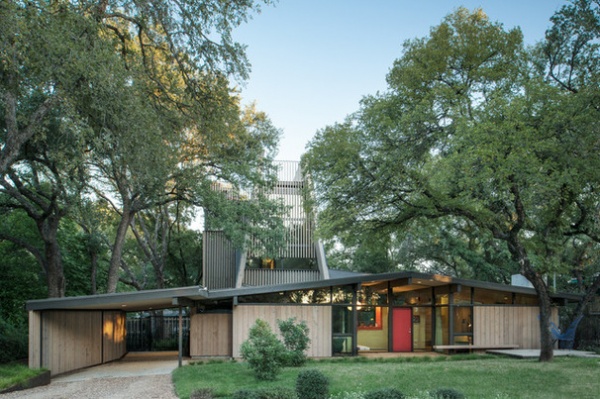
(26, 271, 581, 312)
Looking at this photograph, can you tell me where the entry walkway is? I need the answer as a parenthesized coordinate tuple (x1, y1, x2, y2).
(487, 349, 600, 359)
(2, 352, 188, 399)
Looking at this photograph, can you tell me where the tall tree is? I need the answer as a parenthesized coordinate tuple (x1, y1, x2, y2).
(303, 6, 600, 361)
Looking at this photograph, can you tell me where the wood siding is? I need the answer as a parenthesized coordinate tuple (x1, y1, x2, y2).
(190, 313, 232, 357)
(473, 306, 559, 349)
(203, 231, 237, 289)
(28, 310, 126, 376)
(103, 311, 127, 362)
(232, 305, 332, 358)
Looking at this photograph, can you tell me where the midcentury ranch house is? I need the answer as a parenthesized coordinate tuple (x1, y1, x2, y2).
(26, 162, 577, 376)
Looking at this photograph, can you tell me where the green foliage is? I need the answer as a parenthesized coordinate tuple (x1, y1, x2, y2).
(277, 318, 310, 367)
(240, 319, 286, 381)
(429, 388, 465, 399)
(296, 369, 329, 399)
(0, 319, 27, 364)
(233, 387, 297, 399)
(190, 388, 215, 399)
(364, 388, 406, 399)
(0, 363, 46, 390)
(303, 5, 600, 358)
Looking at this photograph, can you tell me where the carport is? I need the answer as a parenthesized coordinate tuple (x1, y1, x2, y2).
(26, 286, 207, 376)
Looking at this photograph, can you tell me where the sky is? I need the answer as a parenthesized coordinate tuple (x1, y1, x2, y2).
(231, 0, 568, 162)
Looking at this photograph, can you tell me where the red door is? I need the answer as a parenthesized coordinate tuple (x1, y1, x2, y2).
(392, 308, 412, 352)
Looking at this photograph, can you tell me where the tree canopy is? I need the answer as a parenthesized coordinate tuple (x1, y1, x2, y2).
(303, 2, 600, 361)
(0, 0, 282, 304)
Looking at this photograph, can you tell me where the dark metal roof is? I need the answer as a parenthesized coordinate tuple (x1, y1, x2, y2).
(26, 271, 581, 312)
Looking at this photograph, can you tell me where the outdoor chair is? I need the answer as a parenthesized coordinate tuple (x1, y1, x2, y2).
(549, 315, 584, 350)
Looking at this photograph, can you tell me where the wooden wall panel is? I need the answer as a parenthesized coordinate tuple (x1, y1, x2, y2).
(190, 313, 233, 357)
(40, 311, 103, 376)
(28, 311, 41, 369)
(103, 311, 127, 362)
(232, 305, 332, 358)
(474, 306, 559, 349)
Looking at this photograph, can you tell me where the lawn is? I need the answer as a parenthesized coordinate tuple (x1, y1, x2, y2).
(0, 362, 47, 391)
(172, 355, 600, 399)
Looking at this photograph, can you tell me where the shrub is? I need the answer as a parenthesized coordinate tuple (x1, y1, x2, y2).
(233, 387, 297, 399)
(429, 388, 465, 399)
(364, 388, 406, 399)
(190, 388, 214, 399)
(277, 317, 310, 367)
(296, 369, 329, 399)
(0, 319, 27, 364)
(240, 319, 286, 380)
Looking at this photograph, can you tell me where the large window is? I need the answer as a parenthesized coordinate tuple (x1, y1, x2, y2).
(246, 256, 317, 270)
(358, 307, 382, 330)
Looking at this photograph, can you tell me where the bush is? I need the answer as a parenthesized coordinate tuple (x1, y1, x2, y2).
(0, 319, 27, 364)
(429, 388, 465, 399)
(296, 369, 329, 399)
(364, 388, 406, 399)
(240, 319, 286, 380)
(277, 318, 310, 367)
(190, 388, 214, 399)
(233, 387, 297, 399)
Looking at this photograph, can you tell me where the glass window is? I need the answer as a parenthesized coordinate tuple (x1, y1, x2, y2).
(473, 289, 512, 305)
(359, 285, 388, 306)
(332, 286, 354, 304)
(358, 307, 382, 330)
(332, 306, 354, 335)
(435, 286, 450, 305)
(285, 288, 331, 304)
(514, 294, 538, 305)
(453, 306, 473, 334)
(435, 306, 449, 345)
(392, 287, 432, 306)
(454, 288, 472, 305)
(245, 256, 317, 270)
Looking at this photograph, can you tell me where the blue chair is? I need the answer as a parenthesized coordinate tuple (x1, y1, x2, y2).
(549, 315, 584, 350)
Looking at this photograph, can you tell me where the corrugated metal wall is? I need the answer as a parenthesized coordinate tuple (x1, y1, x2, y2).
(203, 230, 237, 289)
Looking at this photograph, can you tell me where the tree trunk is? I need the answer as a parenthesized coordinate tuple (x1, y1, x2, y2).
(38, 215, 65, 298)
(107, 206, 135, 293)
(507, 233, 554, 361)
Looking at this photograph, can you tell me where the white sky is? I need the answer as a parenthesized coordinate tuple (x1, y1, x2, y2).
(232, 0, 567, 162)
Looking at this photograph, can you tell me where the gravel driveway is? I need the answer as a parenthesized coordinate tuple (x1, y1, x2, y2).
(1, 352, 184, 399)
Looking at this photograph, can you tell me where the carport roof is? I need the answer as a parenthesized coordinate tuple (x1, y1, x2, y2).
(26, 271, 581, 312)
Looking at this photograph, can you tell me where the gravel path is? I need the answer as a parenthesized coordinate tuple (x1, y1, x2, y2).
(1, 374, 178, 399)
(1, 352, 182, 399)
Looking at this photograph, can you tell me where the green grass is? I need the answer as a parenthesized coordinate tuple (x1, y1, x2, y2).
(0, 363, 46, 391)
(172, 355, 600, 399)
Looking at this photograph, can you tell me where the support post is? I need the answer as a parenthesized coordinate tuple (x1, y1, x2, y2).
(178, 305, 183, 368)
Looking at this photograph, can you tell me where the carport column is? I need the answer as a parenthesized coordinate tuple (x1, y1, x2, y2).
(178, 305, 183, 368)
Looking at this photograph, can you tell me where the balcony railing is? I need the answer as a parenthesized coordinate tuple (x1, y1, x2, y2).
(243, 269, 321, 286)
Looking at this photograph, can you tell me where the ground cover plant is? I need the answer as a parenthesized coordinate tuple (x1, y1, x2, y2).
(172, 355, 600, 399)
(0, 363, 46, 391)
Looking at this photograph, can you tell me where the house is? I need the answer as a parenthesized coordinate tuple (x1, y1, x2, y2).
(25, 162, 578, 376)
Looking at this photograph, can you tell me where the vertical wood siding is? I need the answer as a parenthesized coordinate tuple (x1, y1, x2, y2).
(190, 313, 233, 357)
(28, 310, 126, 376)
(243, 269, 321, 286)
(473, 306, 559, 349)
(103, 311, 127, 362)
(28, 311, 41, 369)
(232, 305, 332, 358)
(203, 231, 237, 289)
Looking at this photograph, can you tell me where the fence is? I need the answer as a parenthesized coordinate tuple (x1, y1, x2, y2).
(126, 315, 190, 354)
(576, 314, 600, 350)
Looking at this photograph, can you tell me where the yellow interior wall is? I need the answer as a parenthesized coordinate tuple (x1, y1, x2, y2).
(357, 307, 388, 350)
